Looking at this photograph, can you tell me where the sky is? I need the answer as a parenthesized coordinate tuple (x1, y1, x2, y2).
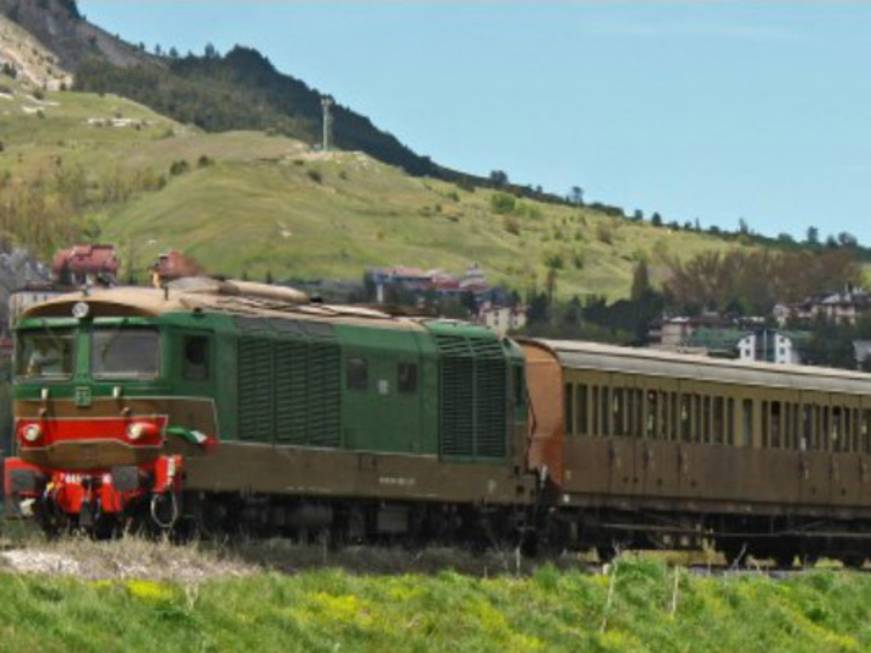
(80, 1, 871, 244)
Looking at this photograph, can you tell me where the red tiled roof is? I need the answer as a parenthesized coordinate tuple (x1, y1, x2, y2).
(154, 250, 202, 280)
(52, 244, 119, 275)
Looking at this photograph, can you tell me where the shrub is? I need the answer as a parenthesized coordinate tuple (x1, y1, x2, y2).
(503, 215, 520, 235)
(169, 159, 189, 176)
(596, 222, 614, 245)
(197, 154, 213, 168)
(447, 190, 460, 202)
(307, 169, 322, 184)
(491, 192, 516, 215)
(545, 253, 564, 270)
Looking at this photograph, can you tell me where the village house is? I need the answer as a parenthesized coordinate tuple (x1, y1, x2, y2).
(773, 286, 871, 327)
(476, 303, 527, 336)
(51, 244, 119, 286)
(150, 250, 203, 286)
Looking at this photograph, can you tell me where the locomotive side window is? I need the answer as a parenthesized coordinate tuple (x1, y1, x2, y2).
(346, 357, 368, 391)
(183, 336, 210, 381)
(397, 362, 418, 393)
(91, 328, 159, 379)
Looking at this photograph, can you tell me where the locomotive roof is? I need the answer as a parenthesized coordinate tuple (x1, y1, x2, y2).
(535, 338, 871, 396)
(20, 281, 429, 332)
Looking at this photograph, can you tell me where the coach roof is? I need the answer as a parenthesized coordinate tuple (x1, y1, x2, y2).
(536, 338, 871, 396)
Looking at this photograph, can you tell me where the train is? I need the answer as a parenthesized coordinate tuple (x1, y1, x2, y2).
(5, 276, 871, 565)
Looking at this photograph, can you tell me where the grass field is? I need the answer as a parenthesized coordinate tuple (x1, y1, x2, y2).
(0, 82, 757, 300)
(0, 552, 867, 653)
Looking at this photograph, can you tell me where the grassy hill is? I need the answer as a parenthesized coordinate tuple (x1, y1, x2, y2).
(0, 82, 754, 299)
(0, 556, 868, 652)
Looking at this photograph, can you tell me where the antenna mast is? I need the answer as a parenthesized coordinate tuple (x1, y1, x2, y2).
(321, 96, 334, 151)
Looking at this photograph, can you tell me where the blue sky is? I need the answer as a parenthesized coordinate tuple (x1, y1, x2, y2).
(80, 2, 871, 244)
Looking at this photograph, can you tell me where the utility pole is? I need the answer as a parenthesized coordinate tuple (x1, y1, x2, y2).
(321, 96, 334, 151)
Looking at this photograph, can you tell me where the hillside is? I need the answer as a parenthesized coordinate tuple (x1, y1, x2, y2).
(0, 77, 757, 298)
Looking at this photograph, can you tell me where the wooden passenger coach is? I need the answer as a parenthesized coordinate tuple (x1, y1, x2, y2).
(522, 339, 871, 562)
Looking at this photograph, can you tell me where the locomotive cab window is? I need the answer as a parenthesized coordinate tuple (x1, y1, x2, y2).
(347, 357, 368, 391)
(91, 327, 159, 379)
(182, 335, 210, 381)
(15, 328, 76, 380)
(397, 362, 418, 393)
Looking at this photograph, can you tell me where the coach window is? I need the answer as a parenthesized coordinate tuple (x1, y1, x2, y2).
(761, 401, 770, 448)
(681, 395, 691, 442)
(670, 393, 679, 441)
(740, 399, 753, 447)
(576, 385, 588, 436)
(726, 398, 735, 445)
(592, 387, 600, 436)
(398, 362, 418, 394)
(713, 397, 724, 445)
(347, 357, 368, 391)
(693, 395, 702, 443)
(182, 335, 210, 381)
(646, 391, 658, 438)
(863, 410, 871, 453)
(601, 387, 611, 436)
(612, 389, 624, 436)
(564, 383, 574, 436)
(771, 401, 782, 448)
(832, 407, 844, 452)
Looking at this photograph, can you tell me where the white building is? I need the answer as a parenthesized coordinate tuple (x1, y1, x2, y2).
(737, 331, 805, 365)
(478, 305, 526, 336)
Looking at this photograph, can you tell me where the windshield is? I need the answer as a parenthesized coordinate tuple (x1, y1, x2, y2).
(91, 328, 160, 379)
(15, 329, 76, 380)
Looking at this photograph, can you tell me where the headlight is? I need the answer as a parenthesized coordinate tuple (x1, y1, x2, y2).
(22, 424, 41, 443)
(127, 422, 147, 441)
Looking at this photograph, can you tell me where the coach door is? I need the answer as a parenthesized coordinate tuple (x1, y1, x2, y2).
(605, 372, 639, 497)
(798, 390, 830, 506)
(859, 402, 871, 505)
(636, 376, 680, 499)
(829, 393, 862, 507)
(561, 369, 612, 497)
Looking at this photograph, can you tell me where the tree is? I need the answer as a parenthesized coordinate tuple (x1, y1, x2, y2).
(489, 170, 508, 187)
(154, 44, 163, 56)
(204, 42, 219, 59)
(569, 186, 584, 205)
(806, 226, 819, 245)
(838, 231, 858, 248)
(650, 212, 663, 227)
(631, 209, 643, 222)
(168, 46, 179, 58)
(630, 260, 651, 301)
(738, 218, 750, 235)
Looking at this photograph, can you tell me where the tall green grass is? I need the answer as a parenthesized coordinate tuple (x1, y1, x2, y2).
(0, 557, 868, 652)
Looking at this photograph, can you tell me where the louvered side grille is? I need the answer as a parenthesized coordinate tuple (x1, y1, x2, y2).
(306, 342, 341, 447)
(237, 336, 274, 440)
(435, 332, 508, 459)
(274, 340, 308, 443)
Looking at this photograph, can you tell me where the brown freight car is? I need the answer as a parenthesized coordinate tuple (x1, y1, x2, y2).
(522, 338, 871, 566)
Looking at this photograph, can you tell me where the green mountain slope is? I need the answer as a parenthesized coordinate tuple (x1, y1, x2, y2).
(0, 82, 752, 298)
